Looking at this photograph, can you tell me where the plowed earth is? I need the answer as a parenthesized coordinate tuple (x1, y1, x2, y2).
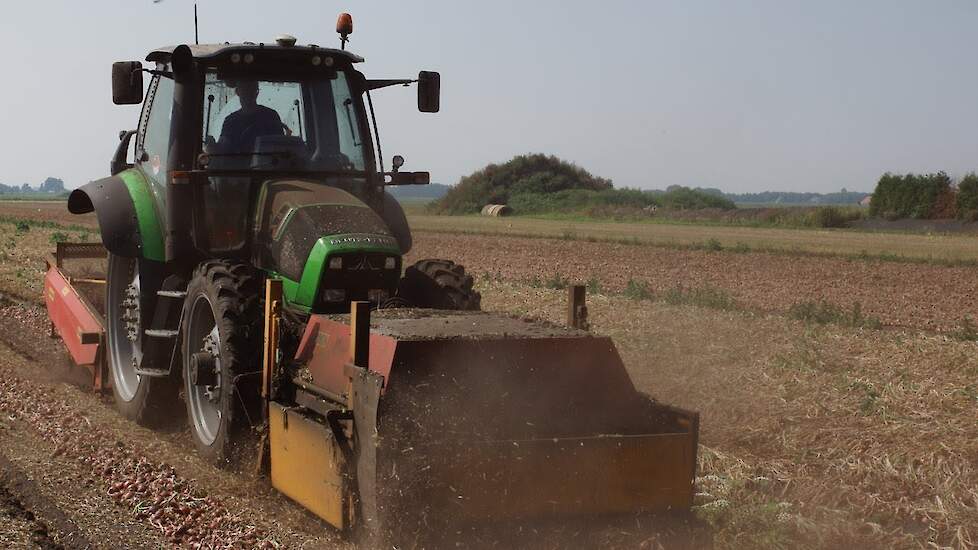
(0, 302, 703, 549)
(0, 303, 345, 549)
(1, 203, 977, 548)
(407, 232, 978, 332)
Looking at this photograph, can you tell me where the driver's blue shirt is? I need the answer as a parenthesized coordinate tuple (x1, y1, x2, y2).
(218, 105, 284, 152)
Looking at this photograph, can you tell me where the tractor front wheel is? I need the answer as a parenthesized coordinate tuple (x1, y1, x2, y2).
(182, 261, 262, 466)
(396, 259, 481, 310)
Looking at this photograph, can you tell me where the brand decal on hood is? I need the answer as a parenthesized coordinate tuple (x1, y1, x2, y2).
(327, 234, 397, 247)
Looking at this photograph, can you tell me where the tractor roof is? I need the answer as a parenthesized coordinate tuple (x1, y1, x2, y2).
(146, 43, 363, 64)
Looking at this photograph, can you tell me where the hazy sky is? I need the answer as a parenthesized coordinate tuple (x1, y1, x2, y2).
(1, 1, 976, 193)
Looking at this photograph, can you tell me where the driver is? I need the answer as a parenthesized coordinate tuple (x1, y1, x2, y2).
(217, 80, 285, 152)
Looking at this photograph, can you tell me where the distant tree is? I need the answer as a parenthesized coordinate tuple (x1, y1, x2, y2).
(20, 183, 31, 192)
(39, 177, 65, 193)
(957, 173, 978, 221)
(655, 186, 735, 210)
(869, 171, 954, 220)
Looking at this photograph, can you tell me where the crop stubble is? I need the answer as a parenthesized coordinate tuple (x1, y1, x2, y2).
(480, 281, 977, 549)
(408, 231, 978, 332)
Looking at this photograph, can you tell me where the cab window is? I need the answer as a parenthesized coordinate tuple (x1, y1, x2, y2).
(138, 75, 175, 192)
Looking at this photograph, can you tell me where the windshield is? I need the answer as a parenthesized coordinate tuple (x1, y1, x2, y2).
(201, 71, 366, 172)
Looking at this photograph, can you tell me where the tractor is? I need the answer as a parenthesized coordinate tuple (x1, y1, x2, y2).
(45, 14, 700, 542)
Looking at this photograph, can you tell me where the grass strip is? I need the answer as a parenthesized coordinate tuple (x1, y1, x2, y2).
(416, 225, 978, 268)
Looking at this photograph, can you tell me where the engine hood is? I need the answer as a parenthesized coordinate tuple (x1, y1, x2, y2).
(254, 180, 402, 311)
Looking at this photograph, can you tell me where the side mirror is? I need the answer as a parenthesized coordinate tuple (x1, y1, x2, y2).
(112, 61, 144, 105)
(418, 71, 440, 113)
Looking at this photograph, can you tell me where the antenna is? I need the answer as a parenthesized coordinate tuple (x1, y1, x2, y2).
(194, 3, 199, 45)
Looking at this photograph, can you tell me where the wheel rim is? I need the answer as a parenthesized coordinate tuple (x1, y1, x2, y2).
(107, 257, 142, 402)
(186, 294, 223, 446)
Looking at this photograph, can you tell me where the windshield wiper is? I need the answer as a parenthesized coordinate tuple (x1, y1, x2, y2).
(342, 98, 361, 147)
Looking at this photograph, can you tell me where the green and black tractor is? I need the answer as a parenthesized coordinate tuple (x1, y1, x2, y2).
(68, 26, 479, 464)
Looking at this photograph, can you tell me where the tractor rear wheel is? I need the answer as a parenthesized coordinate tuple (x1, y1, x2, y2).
(105, 254, 179, 427)
(182, 260, 262, 466)
(396, 259, 481, 310)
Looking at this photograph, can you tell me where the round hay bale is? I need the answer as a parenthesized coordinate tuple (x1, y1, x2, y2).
(481, 204, 513, 217)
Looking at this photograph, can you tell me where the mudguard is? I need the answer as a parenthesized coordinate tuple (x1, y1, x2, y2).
(381, 190, 412, 254)
(68, 169, 164, 261)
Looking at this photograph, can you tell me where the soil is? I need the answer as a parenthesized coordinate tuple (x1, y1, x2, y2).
(325, 308, 584, 340)
(407, 231, 978, 332)
(0, 302, 348, 549)
(0, 201, 97, 229)
(0, 299, 707, 549)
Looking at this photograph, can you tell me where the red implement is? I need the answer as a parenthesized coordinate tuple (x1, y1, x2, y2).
(43, 244, 108, 390)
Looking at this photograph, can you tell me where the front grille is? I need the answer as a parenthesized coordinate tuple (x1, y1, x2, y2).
(316, 252, 400, 311)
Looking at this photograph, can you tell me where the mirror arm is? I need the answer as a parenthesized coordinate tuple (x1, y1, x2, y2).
(365, 79, 416, 91)
(141, 68, 174, 79)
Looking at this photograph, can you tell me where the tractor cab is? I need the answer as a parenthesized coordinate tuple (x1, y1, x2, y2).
(94, 27, 438, 312)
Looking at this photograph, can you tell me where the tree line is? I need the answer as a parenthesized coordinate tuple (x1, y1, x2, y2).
(0, 177, 66, 194)
(869, 172, 978, 221)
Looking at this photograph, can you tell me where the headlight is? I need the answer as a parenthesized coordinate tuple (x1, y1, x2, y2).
(384, 257, 397, 270)
(328, 257, 343, 270)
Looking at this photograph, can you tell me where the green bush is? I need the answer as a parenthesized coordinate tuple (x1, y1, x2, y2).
(429, 154, 612, 214)
(545, 272, 569, 290)
(807, 206, 851, 228)
(586, 277, 602, 294)
(655, 186, 736, 210)
(704, 238, 723, 251)
(508, 188, 658, 214)
(428, 154, 735, 215)
(788, 300, 881, 329)
(624, 279, 653, 300)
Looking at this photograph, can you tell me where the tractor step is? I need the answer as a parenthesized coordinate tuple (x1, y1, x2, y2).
(157, 290, 187, 298)
(144, 329, 179, 338)
(133, 365, 171, 377)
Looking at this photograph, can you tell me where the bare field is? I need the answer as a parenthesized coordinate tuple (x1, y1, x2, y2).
(1, 202, 977, 548)
(409, 213, 978, 264)
(0, 200, 97, 229)
(407, 232, 977, 332)
(478, 281, 978, 549)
